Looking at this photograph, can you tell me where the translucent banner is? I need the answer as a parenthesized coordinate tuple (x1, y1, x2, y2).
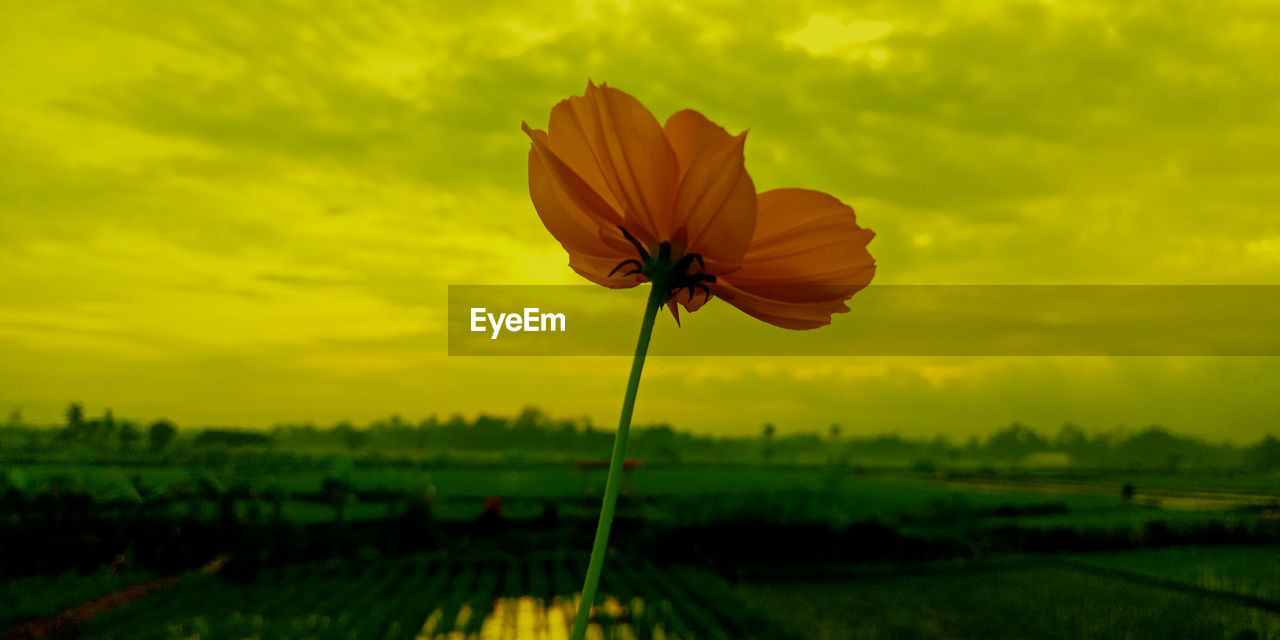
(448, 285, 1280, 356)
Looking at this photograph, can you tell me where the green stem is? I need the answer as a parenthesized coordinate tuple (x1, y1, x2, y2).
(569, 280, 667, 640)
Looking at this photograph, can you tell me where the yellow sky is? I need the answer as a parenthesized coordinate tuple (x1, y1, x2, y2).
(2, 1, 1279, 439)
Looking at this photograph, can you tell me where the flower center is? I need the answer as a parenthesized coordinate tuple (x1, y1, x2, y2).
(609, 226, 716, 303)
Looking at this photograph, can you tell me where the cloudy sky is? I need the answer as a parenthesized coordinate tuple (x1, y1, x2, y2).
(2, 0, 1279, 439)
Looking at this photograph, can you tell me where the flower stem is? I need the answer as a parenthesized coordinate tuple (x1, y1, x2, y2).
(569, 280, 667, 640)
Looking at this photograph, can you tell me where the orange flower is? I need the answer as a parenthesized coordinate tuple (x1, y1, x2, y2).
(523, 81, 875, 329)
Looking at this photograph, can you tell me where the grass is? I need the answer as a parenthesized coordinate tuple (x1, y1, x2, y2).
(1070, 545, 1280, 603)
(15, 461, 1270, 533)
(18, 550, 1280, 639)
(72, 552, 792, 640)
(0, 569, 154, 629)
(738, 560, 1280, 640)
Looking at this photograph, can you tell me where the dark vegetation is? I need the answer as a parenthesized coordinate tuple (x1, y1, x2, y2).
(5, 403, 1280, 470)
(2, 404, 1279, 638)
(740, 558, 1280, 640)
(59, 552, 801, 640)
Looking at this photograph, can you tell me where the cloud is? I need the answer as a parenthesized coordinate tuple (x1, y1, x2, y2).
(2, 0, 1279, 436)
(784, 15, 894, 57)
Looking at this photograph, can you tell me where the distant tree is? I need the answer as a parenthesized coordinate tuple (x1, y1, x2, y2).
(148, 420, 177, 452)
(985, 422, 1048, 459)
(6, 408, 21, 428)
(474, 413, 508, 435)
(59, 402, 85, 442)
(1114, 426, 1198, 468)
(118, 422, 141, 451)
(97, 409, 116, 448)
(332, 420, 354, 437)
(964, 436, 981, 455)
(556, 419, 577, 437)
(514, 406, 546, 431)
(1054, 422, 1087, 448)
(343, 427, 369, 452)
(829, 423, 842, 440)
(66, 403, 84, 429)
(1248, 436, 1280, 470)
(193, 429, 273, 448)
(762, 423, 776, 460)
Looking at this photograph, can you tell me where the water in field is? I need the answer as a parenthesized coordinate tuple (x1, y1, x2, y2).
(418, 595, 680, 640)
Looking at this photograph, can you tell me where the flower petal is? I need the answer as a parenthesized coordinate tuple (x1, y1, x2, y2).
(526, 124, 643, 288)
(545, 94, 628, 223)
(525, 123, 626, 233)
(672, 286, 714, 315)
(717, 188, 875, 329)
(664, 109, 756, 271)
(711, 281, 853, 329)
(527, 140, 612, 257)
(544, 81, 680, 246)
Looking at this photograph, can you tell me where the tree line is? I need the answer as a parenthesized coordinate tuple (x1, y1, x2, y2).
(2, 404, 1278, 470)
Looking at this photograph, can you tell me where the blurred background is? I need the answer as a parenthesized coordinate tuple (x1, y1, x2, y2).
(2, 1, 1279, 639)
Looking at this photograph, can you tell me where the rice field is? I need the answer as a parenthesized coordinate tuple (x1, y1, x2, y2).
(1068, 545, 1280, 603)
(738, 556, 1280, 640)
(68, 552, 795, 640)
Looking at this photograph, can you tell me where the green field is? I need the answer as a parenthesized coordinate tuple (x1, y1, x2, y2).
(5, 457, 1280, 639)
(1069, 546, 1280, 604)
(65, 552, 789, 640)
(10, 547, 1280, 639)
(0, 569, 154, 630)
(12, 462, 1270, 527)
(740, 551, 1280, 640)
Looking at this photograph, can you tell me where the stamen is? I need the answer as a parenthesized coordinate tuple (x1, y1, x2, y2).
(607, 230, 716, 308)
(673, 253, 705, 274)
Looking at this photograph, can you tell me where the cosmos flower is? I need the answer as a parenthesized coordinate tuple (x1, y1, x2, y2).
(523, 81, 875, 329)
